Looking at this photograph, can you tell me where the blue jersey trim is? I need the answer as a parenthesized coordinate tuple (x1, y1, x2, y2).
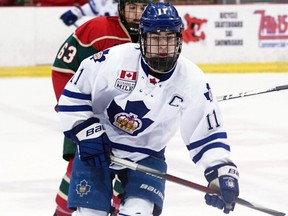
(192, 142, 230, 164)
(62, 89, 92, 100)
(111, 142, 165, 158)
(186, 132, 227, 150)
(58, 105, 93, 112)
(88, 0, 99, 15)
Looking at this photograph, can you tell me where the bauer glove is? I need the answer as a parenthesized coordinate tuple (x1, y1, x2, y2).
(204, 162, 239, 214)
(69, 117, 112, 168)
(60, 5, 84, 26)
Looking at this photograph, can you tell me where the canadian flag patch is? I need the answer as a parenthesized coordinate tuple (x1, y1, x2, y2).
(120, 70, 137, 80)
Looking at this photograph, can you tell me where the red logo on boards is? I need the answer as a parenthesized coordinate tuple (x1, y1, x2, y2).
(254, 10, 288, 40)
(182, 14, 207, 43)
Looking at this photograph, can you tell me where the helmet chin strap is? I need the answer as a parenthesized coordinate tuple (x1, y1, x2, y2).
(126, 23, 139, 35)
(121, 22, 139, 42)
(130, 34, 139, 43)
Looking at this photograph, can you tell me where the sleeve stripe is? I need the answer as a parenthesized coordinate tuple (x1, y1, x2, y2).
(186, 132, 227, 151)
(62, 89, 92, 100)
(58, 105, 93, 112)
(192, 142, 231, 164)
(111, 142, 163, 158)
(88, 0, 99, 15)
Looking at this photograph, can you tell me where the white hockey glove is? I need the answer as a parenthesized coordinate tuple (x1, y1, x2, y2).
(60, 5, 84, 26)
(69, 117, 112, 168)
(204, 163, 239, 214)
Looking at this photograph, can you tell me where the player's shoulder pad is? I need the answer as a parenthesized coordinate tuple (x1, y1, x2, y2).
(74, 16, 121, 45)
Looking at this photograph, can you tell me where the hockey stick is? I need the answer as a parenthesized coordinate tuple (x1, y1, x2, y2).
(111, 156, 286, 216)
(72, 23, 79, 28)
(216, 84, 288, 102)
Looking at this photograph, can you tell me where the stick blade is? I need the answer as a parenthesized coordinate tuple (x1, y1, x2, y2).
(236, 197, 286, 216)
(275, 84, 288, 91)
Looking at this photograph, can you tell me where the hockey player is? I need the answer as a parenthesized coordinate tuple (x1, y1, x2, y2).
(52, 0, 151, 215)
(58, 2, 240, 215)
(60, 0, 118, 26)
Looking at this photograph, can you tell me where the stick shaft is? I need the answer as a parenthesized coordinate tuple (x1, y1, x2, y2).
(216, 84, 288, 102)
(72, 23, 79, 28)
(111, 156, 286, 216)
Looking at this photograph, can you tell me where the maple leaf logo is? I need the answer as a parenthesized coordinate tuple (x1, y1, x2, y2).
(204, 83, 213, 102)
(76, 180, 91, 197)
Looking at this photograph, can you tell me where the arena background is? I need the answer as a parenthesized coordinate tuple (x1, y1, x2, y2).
(0, 1, 288, 76)
(0, 2, 287, 215)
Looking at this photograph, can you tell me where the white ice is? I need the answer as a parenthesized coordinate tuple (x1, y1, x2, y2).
(0, 73, 287, 216)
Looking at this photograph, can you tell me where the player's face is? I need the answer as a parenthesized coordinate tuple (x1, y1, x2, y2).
(124, 3, 146, 24)
(145, 31, 177, 58)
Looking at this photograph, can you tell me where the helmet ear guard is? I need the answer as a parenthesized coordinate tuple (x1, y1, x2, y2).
(139, 2, 183, 74)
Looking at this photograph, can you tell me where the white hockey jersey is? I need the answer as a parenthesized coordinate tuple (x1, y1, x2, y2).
(81, 0, 118, 17)
(58, 43, 232, 168)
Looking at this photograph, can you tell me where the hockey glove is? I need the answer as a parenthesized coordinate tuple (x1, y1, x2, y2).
(204, 163, 239, 214)
(69, 117, 112, 168)
(60, 6, 84, 26)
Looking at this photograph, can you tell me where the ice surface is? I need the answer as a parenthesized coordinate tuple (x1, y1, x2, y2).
(0, 73, 287, 216)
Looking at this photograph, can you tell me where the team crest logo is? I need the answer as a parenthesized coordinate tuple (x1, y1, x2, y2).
(76, 179, 91, 197)
(107, 100, 154, 136)
(90, 49, 109, 63)
(115, 70, 137, 93)
(114, 112, 142, 134)
(225, 177, 236, 189)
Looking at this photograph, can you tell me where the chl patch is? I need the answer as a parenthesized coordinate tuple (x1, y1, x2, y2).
(113, 112, 142, 134)
(90, 49, 109, 63)
(76, 179, 91, 197)
(115, 70, 137, 93)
